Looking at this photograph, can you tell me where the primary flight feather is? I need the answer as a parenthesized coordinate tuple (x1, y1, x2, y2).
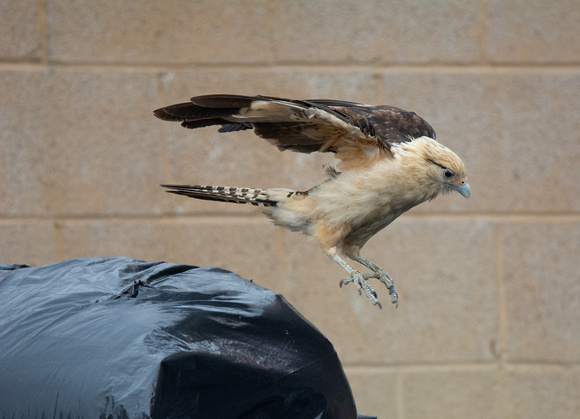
(154, 94, 470, 308)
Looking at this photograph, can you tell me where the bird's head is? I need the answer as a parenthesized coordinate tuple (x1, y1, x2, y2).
(422, 139, 470, 199)
(395, 137, 470, 200)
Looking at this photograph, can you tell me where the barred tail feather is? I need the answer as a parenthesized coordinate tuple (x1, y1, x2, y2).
(162, 184, 279, 207)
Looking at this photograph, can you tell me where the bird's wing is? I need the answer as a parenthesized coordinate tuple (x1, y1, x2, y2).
(154, 94, 435, 168)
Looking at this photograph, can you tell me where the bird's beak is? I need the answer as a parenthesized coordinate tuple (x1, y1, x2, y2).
(453, 182, 471, 199)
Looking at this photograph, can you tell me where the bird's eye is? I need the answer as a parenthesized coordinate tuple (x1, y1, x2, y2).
(443, 168, 454, 178)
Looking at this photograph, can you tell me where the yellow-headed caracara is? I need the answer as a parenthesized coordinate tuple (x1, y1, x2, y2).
(154, 94, 470, 308)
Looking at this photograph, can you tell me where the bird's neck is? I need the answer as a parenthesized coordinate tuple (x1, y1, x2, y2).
(364, 158, 441, 208)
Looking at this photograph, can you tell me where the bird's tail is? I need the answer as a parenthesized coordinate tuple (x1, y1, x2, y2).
(162, 184, 284, 207)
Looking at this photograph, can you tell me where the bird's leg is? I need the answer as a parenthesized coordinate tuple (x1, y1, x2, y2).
(349, 255, 399, 308)
(328, 253, 381, 307)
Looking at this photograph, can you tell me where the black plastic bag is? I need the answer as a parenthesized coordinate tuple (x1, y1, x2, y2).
(0, 257, 375, 419)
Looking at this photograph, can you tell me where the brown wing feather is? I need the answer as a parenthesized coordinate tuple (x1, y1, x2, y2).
(153, 94, 435, 168)
(324, 104, 436, 144)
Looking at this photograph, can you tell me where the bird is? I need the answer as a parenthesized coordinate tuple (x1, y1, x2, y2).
(154, 94, 470, 308)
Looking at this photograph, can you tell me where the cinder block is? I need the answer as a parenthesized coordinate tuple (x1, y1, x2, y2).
(283, 218, 498, 364)
(159, 67, 381, 115)
(345, 367, 399, 418)
(501, 221, 580, 363)
(46, 0, 272, 64)
(381, 71, 580, 214)
(57, 216, 284, 291)
(488, 0, 580, 63)
(270, 0, 484, 64)
(159, 68, 379, 214)
(401, 367, 501, 419)
(0, 69, 163, 216)
(0, 0, 42, 60)
(503, 365, 580, 419)
(0, 220, 56, 266)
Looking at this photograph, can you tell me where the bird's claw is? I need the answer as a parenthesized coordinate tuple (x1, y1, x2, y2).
(340, 271, 381, 308)
(361, 270, 399, 308)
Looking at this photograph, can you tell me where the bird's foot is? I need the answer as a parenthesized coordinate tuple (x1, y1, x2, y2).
(363, 270, 398, 308)
(340, 271, 382, 308)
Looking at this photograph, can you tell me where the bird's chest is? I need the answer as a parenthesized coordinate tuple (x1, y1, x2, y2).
(341, 202, 405, 245)
(316, 184, 401, 225)
(317, 174, 425, 247)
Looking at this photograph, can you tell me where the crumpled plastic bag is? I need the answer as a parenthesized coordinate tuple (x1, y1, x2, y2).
(0, 257, 375, 419)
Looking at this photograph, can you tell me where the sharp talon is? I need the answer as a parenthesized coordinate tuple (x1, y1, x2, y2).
(339, 276, 352, 288)
(339, 270, 391, 307)
(391, 290, 399, 308)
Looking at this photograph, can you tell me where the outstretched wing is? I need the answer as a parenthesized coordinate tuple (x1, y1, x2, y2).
(154, 94, 435, 168)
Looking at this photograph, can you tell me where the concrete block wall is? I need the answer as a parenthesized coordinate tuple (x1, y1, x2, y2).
(1, 1, 579, 417)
